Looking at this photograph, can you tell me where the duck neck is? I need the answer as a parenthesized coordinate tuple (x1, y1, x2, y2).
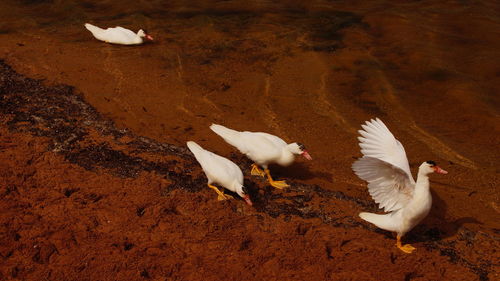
(232, 182, 243, 197)
(277, 147, 295, 167)
(414, 170, 431, 195)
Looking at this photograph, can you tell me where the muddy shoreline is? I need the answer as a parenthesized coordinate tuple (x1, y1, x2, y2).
(0, 60, 497, 280)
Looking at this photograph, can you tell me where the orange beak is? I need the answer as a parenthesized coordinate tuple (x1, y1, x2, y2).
(302, 151, 312, 160)
(243, 195, 253, 206)
(433, 166, 448, 174)
(145, 34, 154, 41)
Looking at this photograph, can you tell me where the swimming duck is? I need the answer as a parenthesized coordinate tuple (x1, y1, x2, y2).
(187, 141, 252, 205)
(210, 124, 312, 189)
(352, 118, 447, 253)
(84, 23, 153, 45)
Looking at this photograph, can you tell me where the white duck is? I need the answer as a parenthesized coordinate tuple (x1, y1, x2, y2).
(352, 118, 448, 253)
(210, 124, 312, 189)
(187, 141, 252, 205)
(84, 23, 153, 45)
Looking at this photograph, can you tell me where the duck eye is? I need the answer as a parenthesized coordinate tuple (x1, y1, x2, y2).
(297, 143, 306, 151)
(426, 160, 436, 166)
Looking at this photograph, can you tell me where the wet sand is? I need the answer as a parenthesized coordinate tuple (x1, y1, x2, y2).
(0, 0, 499, 280)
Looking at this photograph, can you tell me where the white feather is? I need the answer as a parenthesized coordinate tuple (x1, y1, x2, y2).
(357, 118, 415, 184)
(359, 212, 398, 232)
(186, 141, 243, 194)
(352, 118, 417, 212)
(210, 124, 292, 168)
(352, 118, 446, 239)
(85, 23, 144, 45)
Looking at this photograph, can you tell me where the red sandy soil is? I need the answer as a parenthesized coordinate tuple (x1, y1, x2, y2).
(0, 0, 499, 280)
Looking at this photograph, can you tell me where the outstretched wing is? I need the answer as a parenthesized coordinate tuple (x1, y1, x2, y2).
(353, 118, 415, 212)
(352, 157, 414, 212)
(357, 118, 415, 184)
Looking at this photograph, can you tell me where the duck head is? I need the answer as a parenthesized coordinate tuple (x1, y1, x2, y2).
(287, 142, 312, 160)
(236, 185, 252, 206)
(420, 160, 448, 175)
(137, 29, 154, 41)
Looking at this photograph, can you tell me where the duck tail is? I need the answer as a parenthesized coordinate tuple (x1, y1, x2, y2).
(210, 124, 241, 146)
(186, 141, 206, 161)
(84, 23, 103, 34)
(359, 212, 396, 232)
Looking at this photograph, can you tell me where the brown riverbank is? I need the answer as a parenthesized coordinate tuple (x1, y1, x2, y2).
(0, 0, 499, 280)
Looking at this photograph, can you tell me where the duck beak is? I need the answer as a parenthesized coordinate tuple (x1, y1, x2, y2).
(145, 34, 154, 41)
(434, 166, 448, 174)
(243, 195, 253, 206)
(302, 151, 312, 160)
